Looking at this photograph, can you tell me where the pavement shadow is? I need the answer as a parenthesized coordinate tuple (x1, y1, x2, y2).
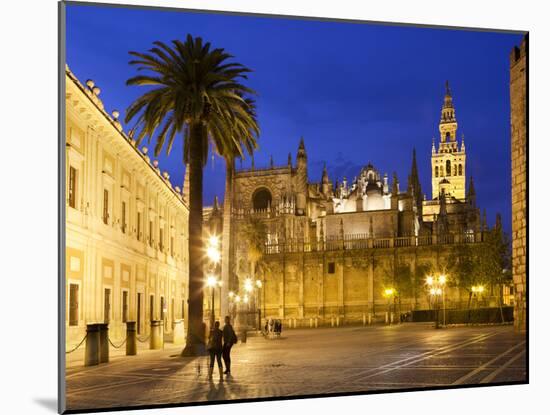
(206, 379, 227, 401)
(34, 398, 57, 413)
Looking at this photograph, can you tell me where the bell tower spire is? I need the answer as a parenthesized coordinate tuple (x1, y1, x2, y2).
(431, 81, 467, 200)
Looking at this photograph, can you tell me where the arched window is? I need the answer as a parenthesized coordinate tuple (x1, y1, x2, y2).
(252, 188, 272, 211)
(453, 165, 457, 176)
(446, 160, 451, 176)
(445, 132, 450, 142)
(458, 164, 463, 176)
(435, 166, 439, 178)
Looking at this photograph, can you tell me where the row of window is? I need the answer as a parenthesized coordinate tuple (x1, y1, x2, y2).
(69, 164, 181, 257)
(68, 283, 185, 334)
(434, 161, 463, 178)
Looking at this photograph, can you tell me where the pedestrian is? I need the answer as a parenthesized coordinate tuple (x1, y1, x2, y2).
(207, 321, 223, 380)
(222, 315, 237, 375)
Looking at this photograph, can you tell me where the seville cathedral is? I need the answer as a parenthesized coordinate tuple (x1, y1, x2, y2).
(207, 82, 496, 326)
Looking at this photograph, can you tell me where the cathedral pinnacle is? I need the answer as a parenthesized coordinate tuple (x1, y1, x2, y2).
(297, 136, 307, 161)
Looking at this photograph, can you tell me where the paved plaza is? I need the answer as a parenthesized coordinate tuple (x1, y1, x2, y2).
(65, 324, 526, 411)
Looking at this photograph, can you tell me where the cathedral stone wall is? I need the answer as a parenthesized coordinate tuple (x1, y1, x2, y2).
(258, 245, 464, 326)
(510, 36, 527, 332)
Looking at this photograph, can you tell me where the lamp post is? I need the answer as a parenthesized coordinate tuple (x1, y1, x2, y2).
(205, 235, 221, 328)
(244, 278, 253, 329)
(426, 275, 446, 329)
(438, 275, 447, 327)
(255, 280, 263, 331)
(383, 288, 396, 324)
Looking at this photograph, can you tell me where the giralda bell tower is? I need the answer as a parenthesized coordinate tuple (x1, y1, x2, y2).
(431, 81, 467, 200)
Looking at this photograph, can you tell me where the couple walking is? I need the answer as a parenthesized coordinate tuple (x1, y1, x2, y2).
(207, 316, 237, 380)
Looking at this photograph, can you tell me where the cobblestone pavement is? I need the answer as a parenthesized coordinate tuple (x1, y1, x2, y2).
(65, 324, 526, 411)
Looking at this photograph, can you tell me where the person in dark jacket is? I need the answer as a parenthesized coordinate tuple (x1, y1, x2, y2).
(222, 315, 237, 374)
(207, 321, 223, 380)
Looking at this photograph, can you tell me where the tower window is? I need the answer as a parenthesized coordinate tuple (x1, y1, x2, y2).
(453, 165, 457, 176)
(446, 160, 451, 176)
(445, 132, 450, 142)
(458, 164, 463, 176)
(435, 166, 439, 178)
(328, 262, 336, 274)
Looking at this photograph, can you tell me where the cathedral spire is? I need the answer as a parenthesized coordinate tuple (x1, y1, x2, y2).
(409, 148, 422, 208)
(468, 176, 476, 198)
(495, 213, 502, 232)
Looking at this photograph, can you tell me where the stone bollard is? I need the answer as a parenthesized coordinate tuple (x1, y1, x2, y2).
(126, 321, 137, 356)
(172, 319, 185, 345)
(315, 317, 318, 328)
(390, 312, 395, 324)
(385, 312, 389, 324)
(150, 320, 164, 350)
(362, 313, 366, 326)
(84, 323, 100, 367)
(331, 316, 334, 327)
(368, 313, 372, 325)
(98, 323, 109, 363)
(239, 329, 247, 343)
(310, 318, 313, 328)
(336, 316, 340, 327)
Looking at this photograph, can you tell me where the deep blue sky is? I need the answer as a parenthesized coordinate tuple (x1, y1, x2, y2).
(65, 3, 522, 235)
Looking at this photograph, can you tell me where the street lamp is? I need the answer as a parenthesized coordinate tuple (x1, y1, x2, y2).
(427, 274, 446, 328)
(471, 285, 485, 308)
(383, 288, 396, 324)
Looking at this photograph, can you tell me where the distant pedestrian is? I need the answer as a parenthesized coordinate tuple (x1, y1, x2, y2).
(207, 321, 223, 380)
(222, 316, 237, 375)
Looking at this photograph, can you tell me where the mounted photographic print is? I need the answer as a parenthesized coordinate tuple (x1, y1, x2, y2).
(59, 1, 528, 413)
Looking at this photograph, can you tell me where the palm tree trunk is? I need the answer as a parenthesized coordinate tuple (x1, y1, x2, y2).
(182, 122, 206, 356)
(220, 160, 234, 319)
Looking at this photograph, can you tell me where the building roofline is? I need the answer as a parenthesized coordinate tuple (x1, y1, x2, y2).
(65, 65, 189, 211)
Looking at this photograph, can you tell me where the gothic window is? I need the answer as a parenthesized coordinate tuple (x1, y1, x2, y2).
(446, 160, 451, 176)
(252, 188, 272, 211)
(445, 132, 450, 142)
(435, 166, 439, 177)
(453, 165, 457, 176)
(458, 164, 463, 176)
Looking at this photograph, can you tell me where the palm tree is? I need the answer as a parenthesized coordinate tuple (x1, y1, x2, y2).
(125, 35, 259, 355)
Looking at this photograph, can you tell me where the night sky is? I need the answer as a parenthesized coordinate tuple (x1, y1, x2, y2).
(65, 3, 523, 235)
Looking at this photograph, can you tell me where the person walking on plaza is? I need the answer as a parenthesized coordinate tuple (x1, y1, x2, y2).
(207, 321, 224, 380)
(222, 315, 238, 374)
